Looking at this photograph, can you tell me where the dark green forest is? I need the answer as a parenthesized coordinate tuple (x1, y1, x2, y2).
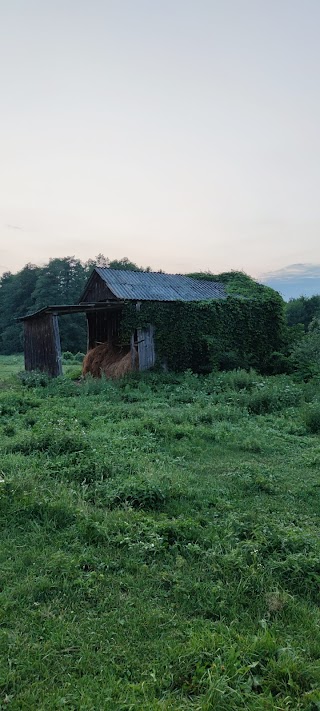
(1, 256, 320, 379)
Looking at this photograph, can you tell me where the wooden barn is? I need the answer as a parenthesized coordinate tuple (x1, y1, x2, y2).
(18, 268, 226, 377)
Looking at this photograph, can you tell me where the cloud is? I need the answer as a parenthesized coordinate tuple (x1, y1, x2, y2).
(260, 264, 320, 300)
(5, 223, 23, 231)
(261, 263, 320, 281)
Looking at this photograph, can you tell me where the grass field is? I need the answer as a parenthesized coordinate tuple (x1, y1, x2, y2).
(0, 355, 24, 380)
(1, 358, 320, 709)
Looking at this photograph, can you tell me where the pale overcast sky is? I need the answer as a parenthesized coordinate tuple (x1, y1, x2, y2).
(1, 0, 320, 277)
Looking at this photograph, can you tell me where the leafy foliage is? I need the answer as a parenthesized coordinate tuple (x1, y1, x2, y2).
(0, 264, 42, 353)
(286, 294, 320, 330)
(305, 403, 320, 433)
(121, 285, 286, 373)
(290, 323, 320, 380)
(188, 269, 277, 298)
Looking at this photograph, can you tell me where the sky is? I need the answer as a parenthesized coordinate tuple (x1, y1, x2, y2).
(1, 0, 320, 280)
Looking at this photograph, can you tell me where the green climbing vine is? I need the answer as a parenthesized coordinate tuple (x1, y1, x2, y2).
(120, 279, 286, 374)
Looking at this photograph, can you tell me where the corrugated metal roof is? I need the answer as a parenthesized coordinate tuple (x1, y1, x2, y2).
(95, 268, 226, 302)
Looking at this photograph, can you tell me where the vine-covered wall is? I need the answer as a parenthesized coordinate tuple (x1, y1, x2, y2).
(120, 290, 286, 374)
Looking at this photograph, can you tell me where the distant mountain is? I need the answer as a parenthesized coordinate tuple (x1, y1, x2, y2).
(260, 264, 320, 301)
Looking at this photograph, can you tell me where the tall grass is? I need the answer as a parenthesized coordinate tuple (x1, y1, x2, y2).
(0, 361, 320, 709)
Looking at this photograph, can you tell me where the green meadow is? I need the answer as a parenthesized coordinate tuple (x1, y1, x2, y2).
(1, 359, 320, 710)
(0, 355, 24, 381)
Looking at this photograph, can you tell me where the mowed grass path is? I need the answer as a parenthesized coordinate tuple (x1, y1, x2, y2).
(0, 364, 320, 709)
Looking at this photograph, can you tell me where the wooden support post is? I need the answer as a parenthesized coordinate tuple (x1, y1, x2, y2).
(24, 313, 62, 377)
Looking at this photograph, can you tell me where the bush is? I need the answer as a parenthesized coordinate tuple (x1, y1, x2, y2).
(0, 392, 40, 415)
(63, 351, 74, 361)
(219, 350, 251, 371)
(62, 351, 85, 364)
(305, 404, 320, 434)
(246, 381, 301, 414)
(17, 370, 51, 388)
(82, 373, 118, 397)
(247, 389, 280, 415)
(290, 329, 320, 380)
(219, 368, 257, 391)
(45, 376, 81, 397)
(65, 366, 83, 381)
(265, 351, 293, 375)
(73, 352, 85, 363)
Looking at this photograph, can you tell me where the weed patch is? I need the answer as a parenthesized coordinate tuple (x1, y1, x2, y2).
(11, 430, 89, 455)
(102, 479, 169, 510)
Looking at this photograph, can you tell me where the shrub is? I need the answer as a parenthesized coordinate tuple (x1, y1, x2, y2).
(0, 392, 40, 415)
(290, 329, 320, 380)
(305, 404, 320, 434)
(73, 351, 85, 363)
(220, 368, 257, 391)
(265, 351, 293, 375)
(46, 376, 80, 397)
(218, 349, 251, 371)
(247, 389, 279, 415)
(17, 370, 51, 388)
(82, 373, 118, 397)
(62, 351, 74, 361)
(65, 366, 82, 381)
(246, 381, 301, 414)
(242, 472, 277, 495)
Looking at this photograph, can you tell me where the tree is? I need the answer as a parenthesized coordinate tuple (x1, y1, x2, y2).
(31, 257, 86, 308)
(286, 295, 320, 331)
(0, 264, 41, 353)
(84, 254, 110, 272)
(290, 321, 320, 380)
(109, 257, 142, 271)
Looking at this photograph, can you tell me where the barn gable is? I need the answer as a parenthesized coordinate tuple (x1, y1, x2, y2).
(80, 270, 118, 303)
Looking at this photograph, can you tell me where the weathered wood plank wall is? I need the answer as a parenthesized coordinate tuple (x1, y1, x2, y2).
(24, 314, 62, 377)
(137, 325, 155, 370)
(86, 309, 122, 350)
(82, 272, 116, 303)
